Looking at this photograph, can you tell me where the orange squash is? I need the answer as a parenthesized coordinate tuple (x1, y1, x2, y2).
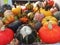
(19, 16, 29, 23)
(12, 5, 21, 15)
(2, 15, 15, 25)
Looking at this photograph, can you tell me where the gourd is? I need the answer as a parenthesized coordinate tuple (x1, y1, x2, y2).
(42, 16, 57, 25)
(16, 24, 37, 44)
(38, 22, 60, 43)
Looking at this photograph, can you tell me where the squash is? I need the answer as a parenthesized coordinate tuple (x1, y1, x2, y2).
(7, 20, 22, 33)
(38, 22, 60, 43)
(34, 12, 44, 22)
(4, 10, 14, 17)
(40, 8, 52, 16)
(16, 24, 37, 44)
(2, 15, 15, 25)
(27, 12, 34, 20)
(42, 16, 57, 25)
(0, 25, 14, 45)
(12, 5, 21, 15)
(25, 2, 33, 10)
(19, 16, 29, 24)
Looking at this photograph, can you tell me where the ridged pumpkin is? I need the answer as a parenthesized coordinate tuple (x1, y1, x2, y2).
(42, 16, 57, 25)
(2, 15, 15, 25)
(40, 8, 52, 16)
(38, 22, 60, 43)
(4, 10, 14, 17)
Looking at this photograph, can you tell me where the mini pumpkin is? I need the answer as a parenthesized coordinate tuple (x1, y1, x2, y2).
(19, 16, 29, 24)
(27, 12, 34, 20)
(34, 12, 44, 22)
(12, 5, 21, 15)
(7, 20, 22, 33)
(38, 22, 60, 43)
(0, 25, 14, 45)
(2, 15, 15, 25)
(42, 16, 57, 25)
(40, 8, 52, 16)
(16, 24, 37, 44)
(4, 10, 14, 17)
(25, 2, 33, 10)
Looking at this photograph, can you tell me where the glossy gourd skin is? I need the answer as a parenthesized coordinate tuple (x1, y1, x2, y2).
(42, 16, 57, 25)
(38, 24, 60, 43)
(16, 24, 37, 44)
(0, 28, 14, 45)
(7, 20, 22, 33)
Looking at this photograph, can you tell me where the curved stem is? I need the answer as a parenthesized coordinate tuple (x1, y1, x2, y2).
(0, 25, 5, 31)
(48, 21, 52, 30)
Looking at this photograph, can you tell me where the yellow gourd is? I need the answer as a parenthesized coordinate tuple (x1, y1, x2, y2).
(40, 8, 52, 16)
(42, 16, 57, 25)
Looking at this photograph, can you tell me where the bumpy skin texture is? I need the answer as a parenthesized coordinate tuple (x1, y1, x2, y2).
(16, 24, 37, 44)
(38, 24, 60, 43)
(0, 28, 14, 45)
(42, 16, 57, 25)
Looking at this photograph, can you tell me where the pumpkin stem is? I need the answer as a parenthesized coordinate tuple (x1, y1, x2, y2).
(48, 21, 52, 30)
(0, 25, 5, 31)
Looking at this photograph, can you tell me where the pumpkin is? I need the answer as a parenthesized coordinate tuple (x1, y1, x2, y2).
(4, 10, 14, 17)
(16, 24, 37, 44)
(25, 2, 33, 10)
(50, 7, 58, 14)
(42, 16, 57, 25)
(12, 5, 21, 15)
(19, 16, 29, 24)
(38, 22, 60, 43)
(0, 25, 14, 45)
(47, 0, 54, 7)
(40, 8, 52, 16)
(21, 6, 27, 12)
(27, 12, 34, 20)
(7, 20, 22, 33)
(2, 15, 15, 25)
(53, 11, 60, 20)
(34, 12, 44, 22)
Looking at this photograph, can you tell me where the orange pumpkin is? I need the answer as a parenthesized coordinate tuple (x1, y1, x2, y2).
(12, 5, 21, 15)
(2, 15, 15, 25)
(19, 16, 29, 23)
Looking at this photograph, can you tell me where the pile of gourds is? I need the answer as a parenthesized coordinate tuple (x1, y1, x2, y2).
(0, 0, 60, 45)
